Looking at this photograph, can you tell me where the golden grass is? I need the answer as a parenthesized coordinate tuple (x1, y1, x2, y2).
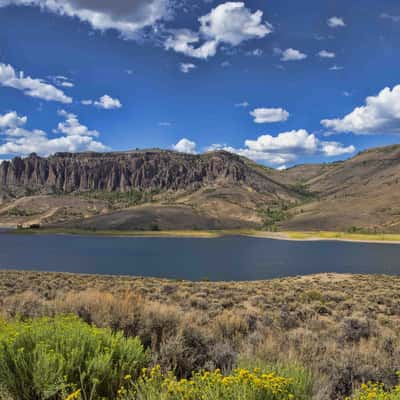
(285, 231, 400, 242)
(11, 227, 400, 243)
(13, 228, 221, 238)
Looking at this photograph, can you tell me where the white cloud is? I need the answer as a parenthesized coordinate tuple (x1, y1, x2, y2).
(235, 101, 249, 108)
(199, 2, 271, 45)
(321, 84, 400, 134)
(0, 63, 72, 103)
(180, 63, 196, 73)
(82, 95, 122, 109)
(327, 16, 346, 28)
(246, 48, 263, 56)
(165, 2, 272, 59)
(50, 75, 74, 88)
(380, 13, 400, 22)
(165, 29, 218, 59)
(0, 111, 27, 129)
(0, 0, 171, 39)
(317, 50, 335, 58)
(320, 141, 355, 156)
(172, 138, 197, 154)
(279, 48, 307, 62)
(95, 95, 122, 109)
(329, 65, 344, 71)
(55, 110, 99, 137)
(210, 129, 355, 165)
(158, 121, 172, 127)
(250, 108, 289, 123)
(60, 81, 74, 88)
(0, 110, 108, 156)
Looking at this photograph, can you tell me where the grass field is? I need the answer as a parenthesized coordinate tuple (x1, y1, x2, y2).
(285, 230, 400, 242)
(10, 227, 400, 243)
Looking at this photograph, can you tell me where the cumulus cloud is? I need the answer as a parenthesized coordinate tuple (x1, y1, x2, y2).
(81, 95, 122, 109)
(180, 63, 196, 73)
(95, 95, 122, 109)
(0, 63, 72, 103)
(317, 50, 335, 58)
(55, 110, 99, 137)
(209, 129, 355, 165)
(165, 2, 272, 59)
(0, 110, 108, 157)
(0, 111, 27, 129)
(321, 84, 400, 134)
(165, 29, 218, 59)
(327, 16, 346, 28)
(172, 138, 197, 153)
(0, 0, 171, 39)
(278, 48, 307, 62)
(250, 108, 289, 123)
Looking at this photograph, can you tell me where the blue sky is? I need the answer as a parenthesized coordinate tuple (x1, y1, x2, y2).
(1, 0, 400, 168)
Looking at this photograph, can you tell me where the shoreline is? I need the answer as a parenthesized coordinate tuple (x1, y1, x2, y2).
(3, 226, 400, 244)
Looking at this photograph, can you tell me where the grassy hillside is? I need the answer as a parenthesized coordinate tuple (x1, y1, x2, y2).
(280, 145, 400, 233)
(1, 271, 400, 399)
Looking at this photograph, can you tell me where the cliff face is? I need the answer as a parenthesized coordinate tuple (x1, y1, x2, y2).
(0, 150, 276, 195)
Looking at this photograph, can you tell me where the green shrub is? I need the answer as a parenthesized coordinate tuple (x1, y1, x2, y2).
(0, 315, 149, 400)
(238, 359, 313, 400)
(125, 365, 299, 400)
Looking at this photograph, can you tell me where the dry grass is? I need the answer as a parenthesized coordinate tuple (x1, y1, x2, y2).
(1, 271, 400, 399)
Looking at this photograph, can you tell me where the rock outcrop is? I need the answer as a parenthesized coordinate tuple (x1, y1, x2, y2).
(0, 150, 284, 196)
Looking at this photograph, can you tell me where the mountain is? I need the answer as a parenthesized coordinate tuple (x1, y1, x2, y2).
(0, 150, 302, 230)
(1, 144, 400, 232)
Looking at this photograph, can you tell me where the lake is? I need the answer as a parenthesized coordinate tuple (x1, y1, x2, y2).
(1, 232, 400, 281)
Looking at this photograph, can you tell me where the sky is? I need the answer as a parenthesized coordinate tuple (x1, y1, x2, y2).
(1, 0, 400, 169)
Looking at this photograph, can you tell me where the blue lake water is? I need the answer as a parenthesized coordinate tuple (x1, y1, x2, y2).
(1, 232, 400, 281)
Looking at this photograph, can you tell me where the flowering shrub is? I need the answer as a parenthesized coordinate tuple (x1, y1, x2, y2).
(0, 316, 310, 400)
(0, 315, 149, 400)
(348, 382, 400, 400)
(128, 365, 297, 400)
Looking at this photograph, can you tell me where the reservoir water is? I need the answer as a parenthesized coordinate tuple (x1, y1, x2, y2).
(1, 232, 400, 281)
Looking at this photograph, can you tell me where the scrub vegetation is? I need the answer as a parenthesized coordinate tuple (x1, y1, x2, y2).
(0, 271, 400, 399)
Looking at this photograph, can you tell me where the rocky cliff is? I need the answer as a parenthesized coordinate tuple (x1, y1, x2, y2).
(0, 150, 283, 196)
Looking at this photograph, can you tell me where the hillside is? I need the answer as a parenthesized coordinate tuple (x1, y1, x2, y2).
(1, 144, 400, 232)
(280, 144, 400, 232)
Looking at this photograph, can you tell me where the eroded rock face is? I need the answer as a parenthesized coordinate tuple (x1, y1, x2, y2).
(0, 150, 276, 196)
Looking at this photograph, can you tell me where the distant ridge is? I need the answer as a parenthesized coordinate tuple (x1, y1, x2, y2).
(1, 144, 400, 232)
